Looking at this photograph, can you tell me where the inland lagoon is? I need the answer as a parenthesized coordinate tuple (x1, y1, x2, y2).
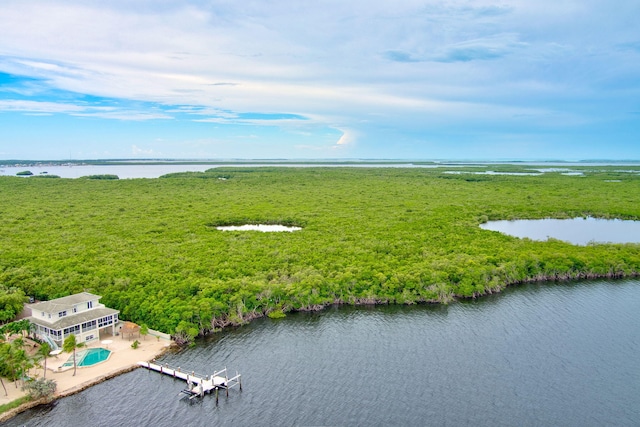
(480, 217, 640, 245)
(6, 278, 640, 426)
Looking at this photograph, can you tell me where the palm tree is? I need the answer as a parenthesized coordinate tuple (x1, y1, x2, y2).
(35, 342, 51, 379)
(62, 335, 84, 376)
(16, 319, 32, 339)
(7, 338, 30, 388)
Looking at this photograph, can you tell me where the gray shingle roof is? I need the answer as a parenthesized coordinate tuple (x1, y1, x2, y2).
(28, 307, 119, 330)
(28, 292, 101, 314)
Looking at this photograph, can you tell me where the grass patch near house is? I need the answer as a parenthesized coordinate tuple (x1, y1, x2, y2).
(0, 395, 31, 415)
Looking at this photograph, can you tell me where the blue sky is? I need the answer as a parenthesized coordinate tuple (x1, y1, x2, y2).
(0, 1, 639, 160)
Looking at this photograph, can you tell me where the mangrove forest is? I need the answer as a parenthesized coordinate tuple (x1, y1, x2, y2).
(1, 166, 639, 342)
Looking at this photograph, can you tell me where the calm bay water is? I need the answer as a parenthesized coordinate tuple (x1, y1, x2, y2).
(2, 161, 639, 179)
(7, 279, 640, 426)
(0, 163, 432, 178)
(0, 164, 215, 179)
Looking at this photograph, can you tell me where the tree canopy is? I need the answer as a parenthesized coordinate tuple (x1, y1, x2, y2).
(1, 166, 639, 339)
(0, 286, 27, 325)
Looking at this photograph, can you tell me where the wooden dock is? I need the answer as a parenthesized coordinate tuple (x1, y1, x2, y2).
(137, 360, 242, 401)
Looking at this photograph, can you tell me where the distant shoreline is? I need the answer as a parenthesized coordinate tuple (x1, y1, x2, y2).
(2, 160, 640, 180)
(2, 158, 640, 168)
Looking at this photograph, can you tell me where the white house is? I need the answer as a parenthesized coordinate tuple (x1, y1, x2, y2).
(27, 292, 119, 346)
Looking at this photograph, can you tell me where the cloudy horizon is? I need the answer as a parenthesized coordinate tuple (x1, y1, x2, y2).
(1, 1, 639, 160)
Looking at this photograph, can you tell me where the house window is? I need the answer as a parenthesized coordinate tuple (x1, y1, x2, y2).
(98, 315, 116, 328)
(63, 325, 81, 337)
(88, 301, 93, 309)
(73, 307, 77, 313)
(58, 311, 67, 318)
(41, 311, 45, 317)
(82, 320, 97, 330)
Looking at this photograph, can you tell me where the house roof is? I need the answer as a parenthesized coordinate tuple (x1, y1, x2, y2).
(28, 307, 119, 330)
(28, 292, 102, 313)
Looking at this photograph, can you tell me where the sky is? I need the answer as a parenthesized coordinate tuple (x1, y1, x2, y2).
(0, 0, 639, 161)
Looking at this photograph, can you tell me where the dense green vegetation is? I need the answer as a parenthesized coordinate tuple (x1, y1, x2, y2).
(1, 167, 639, 341)
(0, 286, 28, 324)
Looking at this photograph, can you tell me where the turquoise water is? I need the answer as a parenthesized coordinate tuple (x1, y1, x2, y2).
(62, 348, 111, 368)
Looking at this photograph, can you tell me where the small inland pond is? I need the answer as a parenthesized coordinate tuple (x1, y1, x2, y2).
(6, 278, 640, 426)
(215, 224, 302, 232)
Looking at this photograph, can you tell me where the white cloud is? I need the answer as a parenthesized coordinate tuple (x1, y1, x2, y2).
(0, 0, 639, 159)
(0, 99, 172, 121)
(73, 110, 173, 121)
(335, 129, 357, 148)
(0, 5, 577, 102)
(0, 99, 85, 114)
(131, 145, 155, 156)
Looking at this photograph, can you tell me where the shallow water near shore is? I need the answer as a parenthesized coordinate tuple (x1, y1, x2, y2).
(6, 278, 640, 426)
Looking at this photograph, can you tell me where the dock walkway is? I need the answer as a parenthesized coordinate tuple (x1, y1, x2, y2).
(137, 360, 242, 401)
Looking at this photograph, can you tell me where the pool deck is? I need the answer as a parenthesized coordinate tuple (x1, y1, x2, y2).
(0, 334, 174, 420)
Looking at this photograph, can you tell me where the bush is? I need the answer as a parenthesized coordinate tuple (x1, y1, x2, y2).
(173, 321, 198, 346)
(22, 378, 57, 401)
(131, 340, 140, 349)
(267, 309, 286, 319)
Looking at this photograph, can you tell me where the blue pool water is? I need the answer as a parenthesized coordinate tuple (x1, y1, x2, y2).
(62, 348, 111, 367)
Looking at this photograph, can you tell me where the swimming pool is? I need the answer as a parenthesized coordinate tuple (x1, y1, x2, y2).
(62, 348, 111, 368)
